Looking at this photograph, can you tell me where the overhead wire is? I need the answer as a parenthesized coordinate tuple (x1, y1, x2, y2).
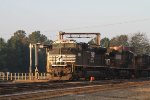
(1, 17, 150, 40)
(42, 17, 150, 40)
(59, 18, 150, 31)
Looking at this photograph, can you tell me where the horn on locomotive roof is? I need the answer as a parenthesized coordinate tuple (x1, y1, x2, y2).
(58, 31, 101, 45)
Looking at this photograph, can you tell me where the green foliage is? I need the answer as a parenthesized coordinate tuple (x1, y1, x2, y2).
(0, 38, 7, 71)
(100, 37, 110, 48)
(129, 32, 150, 55)
(0, 30, 53, 72)
(28, 31, 51, 44)
(88, 35, 128, 47)
(88, 37, 96, 45)
(0, 38, 6, 49)
(7, 30, 29, 72)
(109, 35, 129, 47)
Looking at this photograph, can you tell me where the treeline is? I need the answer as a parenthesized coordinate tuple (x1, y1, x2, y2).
(90, 32, 150, 55)
(0, 30, 52, 72)
(0, 31, 150, 72)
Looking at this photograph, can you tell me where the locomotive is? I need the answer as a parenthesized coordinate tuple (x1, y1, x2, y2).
(37, 32, 150, 80)
(109, 46, 150, 78)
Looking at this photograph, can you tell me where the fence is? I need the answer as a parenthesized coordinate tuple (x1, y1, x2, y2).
(0, 72, 47, 81)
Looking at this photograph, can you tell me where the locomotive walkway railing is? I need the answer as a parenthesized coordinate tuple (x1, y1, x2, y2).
(0, 72, 47, 81)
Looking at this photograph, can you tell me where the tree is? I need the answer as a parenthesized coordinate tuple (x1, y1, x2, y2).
(129, 32, 150, 55)
(7, 30, 29, 72)
(100, 37, 110, 48)
(88, 37, 96, 45)
(0, 38, 6, 50)
(109, 35, 129, 47)
(28, 31, 52, 44)
(0, 38, 7, 71)
(0, 30, 53, 72)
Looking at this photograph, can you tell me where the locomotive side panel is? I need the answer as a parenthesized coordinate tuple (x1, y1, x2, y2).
(135, 55, 150, 69)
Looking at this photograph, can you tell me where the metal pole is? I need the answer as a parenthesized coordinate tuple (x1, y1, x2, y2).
(96, 34, 100, 45)
(35, 44, 38, 71)
(29, 43, 32, 80)
(35, 44, 39, 79)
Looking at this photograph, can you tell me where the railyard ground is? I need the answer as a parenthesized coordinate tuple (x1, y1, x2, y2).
(47, 84, 150, 100)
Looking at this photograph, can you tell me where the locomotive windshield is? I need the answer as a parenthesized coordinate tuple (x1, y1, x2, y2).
(53, 43, 76, 48)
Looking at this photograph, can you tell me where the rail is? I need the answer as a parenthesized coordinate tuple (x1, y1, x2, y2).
(0, 80, 150, 100)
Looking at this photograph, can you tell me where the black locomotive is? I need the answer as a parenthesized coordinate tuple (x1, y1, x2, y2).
(43, 32, 150, 80)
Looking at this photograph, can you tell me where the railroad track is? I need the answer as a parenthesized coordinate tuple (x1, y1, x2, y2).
(0, 80, 122, 95)
(0, 79, 150, 100)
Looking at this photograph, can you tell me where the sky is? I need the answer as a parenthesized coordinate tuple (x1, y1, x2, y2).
(0, 0, 150, 42)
